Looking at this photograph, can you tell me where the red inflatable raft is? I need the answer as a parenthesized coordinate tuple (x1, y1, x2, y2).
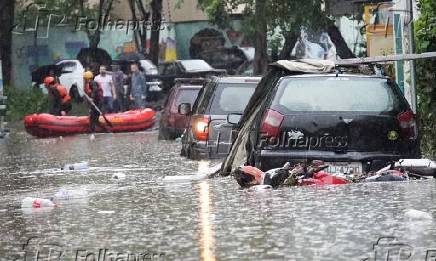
(24, 109, 156, 138)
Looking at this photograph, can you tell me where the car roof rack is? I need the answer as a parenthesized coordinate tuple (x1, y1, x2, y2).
(271, 52, 436, 76)
(174, 78, 209, 85)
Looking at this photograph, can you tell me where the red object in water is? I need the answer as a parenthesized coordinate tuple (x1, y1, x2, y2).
(300, 171, 349, 186)
(24, 109, 156, 138)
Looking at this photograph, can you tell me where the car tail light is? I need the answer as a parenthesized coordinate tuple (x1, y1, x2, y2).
(260, 109, 284, 138)
(397, 110, 417, 140)
(192, 115, 210, 141)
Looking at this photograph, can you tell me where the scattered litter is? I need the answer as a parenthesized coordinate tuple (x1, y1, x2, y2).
(90, 134, 95, 141)
(377, 159, 436, 176)
(61, 161, 89, 171)
(365, 170, 408, 182)
(175, 137, 182, 143)
(112, 173, 126, 180)
(21, 197, 56, 208)
(404, 209, 432, 221)
(248, 185, 272, 191)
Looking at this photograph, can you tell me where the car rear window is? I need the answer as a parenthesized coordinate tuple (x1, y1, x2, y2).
(171, 88, 201, 112)
(209, 83, 256, 114)
(275, 77, 405, 113)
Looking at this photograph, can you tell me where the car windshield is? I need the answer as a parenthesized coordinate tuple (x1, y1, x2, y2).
(275, 77, 404, 113)
(210, 83, 256, 114)
(180, 60, 213, 71)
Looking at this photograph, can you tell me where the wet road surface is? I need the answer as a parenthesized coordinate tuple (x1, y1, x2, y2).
(0, 128, 436, 260)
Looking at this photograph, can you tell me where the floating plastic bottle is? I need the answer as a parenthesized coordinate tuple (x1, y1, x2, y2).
(61, 161, 89, 171)
(53, 188, 88, 201)
(21, 197, 56, 208)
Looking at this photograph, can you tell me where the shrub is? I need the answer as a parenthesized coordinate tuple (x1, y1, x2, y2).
(4, 86, 48, 121)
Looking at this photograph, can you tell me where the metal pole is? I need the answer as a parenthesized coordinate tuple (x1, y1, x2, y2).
(407, 0, 417, 113)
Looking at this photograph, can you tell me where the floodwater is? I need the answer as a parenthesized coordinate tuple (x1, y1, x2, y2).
(0, 128, 436, 261)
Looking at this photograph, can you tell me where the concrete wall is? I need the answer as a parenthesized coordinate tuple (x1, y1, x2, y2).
(11, 24, 176, 88)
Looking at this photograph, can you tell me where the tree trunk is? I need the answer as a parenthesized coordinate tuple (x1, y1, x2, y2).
(253, 0, 268, 75)
(327, 25, 356, 59)
(136, 0, 151, 54)
(150, 0, 163, 65)
(279, 31, 300, 60)
(0, 0, 15, 86)
(128, 0, 142, 52)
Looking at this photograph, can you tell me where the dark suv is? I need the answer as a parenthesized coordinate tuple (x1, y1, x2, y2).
(158, 60, 226, 92)
(158, 78, 206, 140)
(221, 60, 420, 175)
(180, 76, 260, 159)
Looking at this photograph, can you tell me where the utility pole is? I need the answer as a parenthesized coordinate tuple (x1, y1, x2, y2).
(406, 0, 417, 113)
(393, 0, 417, 113)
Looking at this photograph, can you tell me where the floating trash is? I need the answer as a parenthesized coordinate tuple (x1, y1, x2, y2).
(61, 161, 89, 171)
(112, 173, 126, 180)
(21, 197, 56, 208)
(404, 209, 432, 221)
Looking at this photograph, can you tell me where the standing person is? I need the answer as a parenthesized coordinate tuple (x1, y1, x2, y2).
(94, 65, 117, 113)
(83, 71, 104, 133)
(129, 63, 147, 109)
(43, 76, 72, 116)
(111, 64, 127, 112)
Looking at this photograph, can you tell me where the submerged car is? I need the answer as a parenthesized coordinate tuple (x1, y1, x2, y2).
(158, 60, 226, 92)
(180, 76, 261, 159)
(158, 78, 207, 140)
(221, 60, 420, 175)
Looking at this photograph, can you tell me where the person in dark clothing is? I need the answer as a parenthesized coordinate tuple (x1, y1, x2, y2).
(43, 77, 72, 116)
(111, 64, 127, 112)
(83, 71, 104, 133)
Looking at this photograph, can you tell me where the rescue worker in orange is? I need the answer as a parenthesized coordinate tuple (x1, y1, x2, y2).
(43, 77, 72, 116)
(83, 71, 104, 133)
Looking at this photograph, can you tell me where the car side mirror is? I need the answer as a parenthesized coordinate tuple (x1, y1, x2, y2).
(178, 103, 191, 115)
(227, 113, 242, 125)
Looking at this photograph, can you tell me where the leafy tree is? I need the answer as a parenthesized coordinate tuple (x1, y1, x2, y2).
(197, 0, 355, 74)
(415, 0, 436, 158)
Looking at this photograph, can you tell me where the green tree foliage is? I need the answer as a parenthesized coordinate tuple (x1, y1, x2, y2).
(4, 86, 48, 121)
(415, 0, 436, 158)
(197, 0, 354, 62)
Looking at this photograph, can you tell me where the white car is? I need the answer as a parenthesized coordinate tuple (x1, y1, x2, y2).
(56, 60, 85, 93)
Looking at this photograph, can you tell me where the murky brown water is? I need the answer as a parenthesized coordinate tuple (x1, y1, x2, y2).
(0, 128, 436, 260)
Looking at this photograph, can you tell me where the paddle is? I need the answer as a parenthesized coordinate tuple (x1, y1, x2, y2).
(82, 92, 113, 128)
